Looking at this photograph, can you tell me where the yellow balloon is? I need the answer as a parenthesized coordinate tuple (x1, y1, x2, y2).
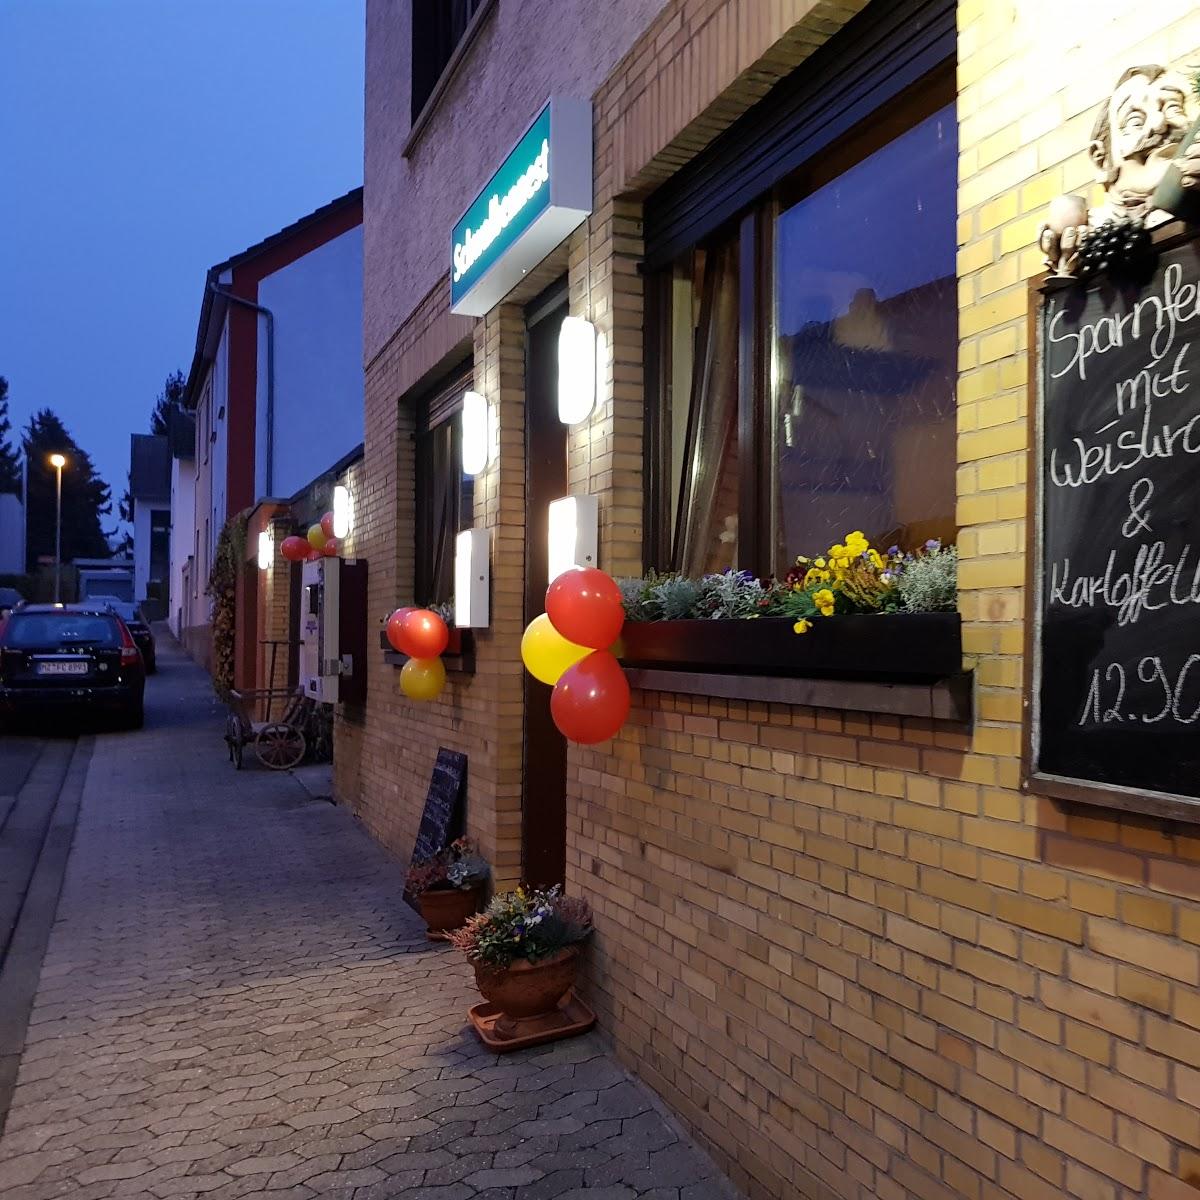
(400, 656, 446, 701)
(521, 613, 590, 685)
(307, 523, 326, 550)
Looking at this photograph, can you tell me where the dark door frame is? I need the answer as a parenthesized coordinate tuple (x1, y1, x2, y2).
(521, 277, 570, 888)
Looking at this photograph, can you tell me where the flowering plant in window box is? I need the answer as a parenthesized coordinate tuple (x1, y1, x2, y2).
(616, 534, 960, 682)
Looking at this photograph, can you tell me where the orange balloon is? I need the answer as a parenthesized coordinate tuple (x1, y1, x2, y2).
(280, 535, 309, 562)
(545, 567, 624, 649)
(401, 610, 449, 659)
(550, 650, 630, 744)
(386, 607, 416, 653)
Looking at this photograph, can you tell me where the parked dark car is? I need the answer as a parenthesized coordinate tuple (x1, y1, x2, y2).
(101, 599, 156, 672)
(0, 604, 145, 729)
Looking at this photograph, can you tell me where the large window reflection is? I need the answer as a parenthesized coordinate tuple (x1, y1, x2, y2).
(772, 102, 957, 571)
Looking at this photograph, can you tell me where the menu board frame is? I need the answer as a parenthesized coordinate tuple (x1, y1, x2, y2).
(1023, 221, 1200, 823)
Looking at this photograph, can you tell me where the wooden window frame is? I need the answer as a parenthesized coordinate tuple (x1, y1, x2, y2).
(413, 363, 474, 608)
(404, 0, 498, 158)
(643, 61, 957, 577)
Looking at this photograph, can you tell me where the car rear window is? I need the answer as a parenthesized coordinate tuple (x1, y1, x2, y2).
(2, 613, 121, 649)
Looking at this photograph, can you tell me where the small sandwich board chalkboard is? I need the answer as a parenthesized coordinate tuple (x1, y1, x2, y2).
(403, 748, 467, 907)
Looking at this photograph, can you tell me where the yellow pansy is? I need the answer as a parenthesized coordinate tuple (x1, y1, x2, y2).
(793, 619, 812, 635)
(814, 557, 826, 569)
(813, 588, 835, 616)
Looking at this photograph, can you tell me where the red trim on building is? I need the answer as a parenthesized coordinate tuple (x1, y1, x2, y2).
(221, 194, 364, 515)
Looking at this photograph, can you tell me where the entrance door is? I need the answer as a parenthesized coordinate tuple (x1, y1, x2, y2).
(522, 282, 569, 888)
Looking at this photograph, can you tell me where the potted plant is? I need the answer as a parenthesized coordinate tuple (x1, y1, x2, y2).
(407, 838, 489, 939)
(449, 886, 595, 1048)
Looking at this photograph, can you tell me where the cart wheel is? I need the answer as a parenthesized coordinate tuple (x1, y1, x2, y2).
(255, 724, 306, 771)
(225, 714, 244, 770)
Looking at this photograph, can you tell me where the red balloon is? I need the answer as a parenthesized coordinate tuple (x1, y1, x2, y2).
(322, 538, 341, 558)
(550, 650, 630, 744)
(401, 609, 449, 659)
(545, 567, 625, 650)
(386, 607, 416, 653)
(320, 511, 335, 539)
(280, 535, 309, 562)
(305, 548, 323, 562)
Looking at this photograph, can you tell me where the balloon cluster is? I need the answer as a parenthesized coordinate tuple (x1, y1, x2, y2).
(521, 567, 630, 745)
(386, 606, 450, 702)
(280, 511, 342, 563)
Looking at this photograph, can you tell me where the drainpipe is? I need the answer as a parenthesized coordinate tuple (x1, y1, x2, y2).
(207, 283, 276, 496)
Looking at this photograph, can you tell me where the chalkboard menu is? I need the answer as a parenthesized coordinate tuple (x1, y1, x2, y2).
(404, 748, 467, 906)
(1030, 236, 1200, 817)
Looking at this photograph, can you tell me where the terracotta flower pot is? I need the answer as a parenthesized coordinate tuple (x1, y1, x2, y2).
(418, 884, 481, 934)
(473, 947, 579, 1021)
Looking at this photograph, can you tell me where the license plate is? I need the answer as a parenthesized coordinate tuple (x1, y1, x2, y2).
(37, 661, 88, 676)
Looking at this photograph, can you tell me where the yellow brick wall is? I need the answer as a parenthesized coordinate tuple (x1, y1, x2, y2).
(561, 3, 1200, 1200)
(350, 2, 1200, 1198)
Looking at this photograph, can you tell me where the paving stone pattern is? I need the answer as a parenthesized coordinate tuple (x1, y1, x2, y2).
(0, 637, 738, 1199)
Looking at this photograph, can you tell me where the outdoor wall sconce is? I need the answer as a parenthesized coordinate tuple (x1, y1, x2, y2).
(547, 494, 598, 583)
(332, 484, 353, 539)
(257, 530, 273, 571)
(557, 316, 597, 425)
(461, 390, 491, 476)
(455, 528, 491, 628)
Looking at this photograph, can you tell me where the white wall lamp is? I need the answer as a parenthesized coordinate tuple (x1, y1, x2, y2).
(257, 530, 273, 571)
(557, 316, 598, 425)
(461, 390, 492, 476)
(332, 484, 353, 539)
(455, 528, 491, 628)
(547, 494, 598, 584)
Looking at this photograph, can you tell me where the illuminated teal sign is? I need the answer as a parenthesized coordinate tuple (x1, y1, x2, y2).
(450, 97, 592, 316)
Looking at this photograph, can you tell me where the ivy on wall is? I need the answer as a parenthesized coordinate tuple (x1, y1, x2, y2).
(207, 514, 246, 698)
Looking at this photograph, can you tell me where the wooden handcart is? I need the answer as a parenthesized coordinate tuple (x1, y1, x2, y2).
(223, 687, 332, 771)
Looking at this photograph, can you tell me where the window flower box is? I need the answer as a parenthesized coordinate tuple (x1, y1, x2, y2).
(616, 612, 961, 683)
(379, 627, 475, 673)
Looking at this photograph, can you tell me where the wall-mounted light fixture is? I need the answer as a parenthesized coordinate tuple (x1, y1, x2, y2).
(454, 528, 491, 628)
(257, 530, 273, 571)
(332, 484, 353, 539)
(547, 494, 598, 584)
(461, 390, 491, 476)
(557, 316, 597, 425)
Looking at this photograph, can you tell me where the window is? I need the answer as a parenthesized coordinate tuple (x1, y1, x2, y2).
(411, 0, 489, 123)
(414, 366, 475, 607)
(648, 74, 957, 577)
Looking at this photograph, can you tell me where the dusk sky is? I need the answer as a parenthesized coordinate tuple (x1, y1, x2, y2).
(0, 0, 365, 535)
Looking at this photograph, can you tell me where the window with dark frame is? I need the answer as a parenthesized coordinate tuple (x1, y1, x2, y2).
(414, 365, 475, 609)
(410, 0, 488, 124)
(645, 64, 958, 581)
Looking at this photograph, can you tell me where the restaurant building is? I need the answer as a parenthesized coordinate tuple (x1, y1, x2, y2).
(346, 2, 1200, 1196)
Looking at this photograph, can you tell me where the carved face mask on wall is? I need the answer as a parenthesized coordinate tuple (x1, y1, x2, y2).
(1089, 65, 1194, 218)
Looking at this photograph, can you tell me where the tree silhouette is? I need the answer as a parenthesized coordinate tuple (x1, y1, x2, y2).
(22, 409, 114, 570)
(0, 377, 21, 495)
(150, 369, 187, 435)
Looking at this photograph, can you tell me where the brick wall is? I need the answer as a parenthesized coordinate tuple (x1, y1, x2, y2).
(560, 3, 1200, 1200)
(352, 1, 1200, 1198)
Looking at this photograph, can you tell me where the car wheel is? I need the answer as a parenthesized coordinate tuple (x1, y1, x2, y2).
(125, 701, 145, 730)
(145, 657, 156, 675)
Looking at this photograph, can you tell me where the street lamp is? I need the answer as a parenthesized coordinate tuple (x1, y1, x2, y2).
(48, 453, 66, 603)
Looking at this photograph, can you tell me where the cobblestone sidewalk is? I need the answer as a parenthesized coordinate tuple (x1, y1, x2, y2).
(0, 636, 737, 1200)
